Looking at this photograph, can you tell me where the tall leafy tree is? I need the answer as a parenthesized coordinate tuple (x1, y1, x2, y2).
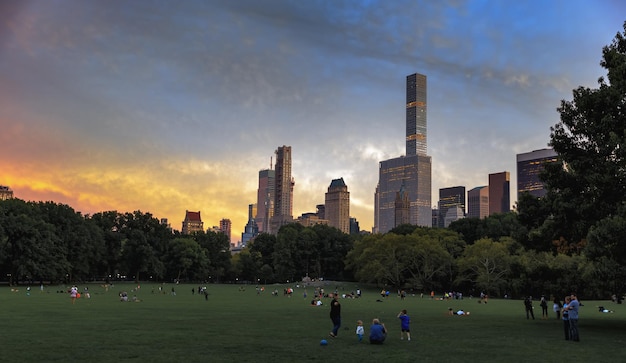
(456, 238, 511, 296)
(0, 199, 68, 284)
(36, 202, 104, 281)
(163, 237, 209, 281)
(542, 22, 626, 254)
(90, 211, 125, 281)
(194, 231, 231, 282)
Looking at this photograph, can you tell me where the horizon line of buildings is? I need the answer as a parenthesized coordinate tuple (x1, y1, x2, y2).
(0, 73, 559, 249)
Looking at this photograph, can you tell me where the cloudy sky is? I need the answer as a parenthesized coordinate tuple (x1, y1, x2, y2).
(1, 0, 624, 242)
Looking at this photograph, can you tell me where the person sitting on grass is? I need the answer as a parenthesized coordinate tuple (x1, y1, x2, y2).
(369, 318, 387, 344)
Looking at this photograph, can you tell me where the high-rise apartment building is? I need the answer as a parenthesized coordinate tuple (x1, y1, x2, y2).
(349, 217, 360, 235)
(406, 73, 428, 156)
(438, 186, 466, 228)
(241, 204, 259, 247)
(219, 218, 232, 242)
(325, 178, 350, 234)
(375, 73, 432, 233)
(255, 169, 275, 233)
(467, 186, 489, 219)
(0, 185, 13, 200)
(489, 172, 510, 215)
(270, 145, 294, 234)
(517, 148, 558, 199)
(182, 210, 203, 234)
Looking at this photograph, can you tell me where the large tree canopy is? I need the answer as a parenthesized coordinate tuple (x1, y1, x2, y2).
(536, 22, 626, 255)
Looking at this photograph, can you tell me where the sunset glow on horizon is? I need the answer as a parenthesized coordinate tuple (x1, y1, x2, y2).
(1, 1, 624, 242)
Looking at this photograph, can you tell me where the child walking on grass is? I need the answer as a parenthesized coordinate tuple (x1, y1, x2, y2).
(397, 309, 411, 341)
(356, 320, 364, 342)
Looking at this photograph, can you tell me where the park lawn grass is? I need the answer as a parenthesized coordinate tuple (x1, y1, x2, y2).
(1, 283, 624, 363)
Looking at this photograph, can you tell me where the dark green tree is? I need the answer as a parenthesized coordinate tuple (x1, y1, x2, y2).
(542, 22, 626, 255)
(90, 211, 124, 281)
(248, 233, 277, 268)
(163, 237, 209, 281)
(447, 217, 484, 245)
(194, 231, 231, 282)
(36, 202, 104, 281)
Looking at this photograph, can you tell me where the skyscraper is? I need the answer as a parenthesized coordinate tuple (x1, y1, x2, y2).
(241, 203, 259, 247)
(219, 218, 232, 242)
(467, 186, 489, 219)
(489, 172, 510, 215)
(438, 186, 466, 228)
(517, 148, 558, 198)
(325, 178, 350, 234)
(270, 145, 294, 234)
(255, 168, 275, 233)
(375, 73, 432, 233)
(406, 73, 428, 156)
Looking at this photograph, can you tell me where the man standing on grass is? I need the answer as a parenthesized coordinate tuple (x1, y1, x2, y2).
(524, 296, 535, 320)
(568, 293, 580, 342)
(329, 295, 341, 338)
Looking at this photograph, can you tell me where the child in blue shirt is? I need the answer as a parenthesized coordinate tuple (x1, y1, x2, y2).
(397, 309, 411, 341)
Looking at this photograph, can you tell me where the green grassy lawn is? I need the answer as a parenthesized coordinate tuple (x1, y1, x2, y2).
(1, 282, 624, 362)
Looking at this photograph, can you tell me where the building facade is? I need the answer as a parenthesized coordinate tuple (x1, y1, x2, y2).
(444, 206, 465, 227)
(219, 218, 232, 242)
(0, 185, 13, 200)
(181, 210, 203, 234)
(467, 186, 489, 219)
(394, 183, 410, 227)
(325, 178, 350, 234)
(517, 148, 558, 199)
(374, 73, 432, 233)
(241, 204, 259, 247)
(437, 186, 466, 228)
(488, 172, 510, 215)
(269, 145, 294, 234)
(255, 168, 275, 233)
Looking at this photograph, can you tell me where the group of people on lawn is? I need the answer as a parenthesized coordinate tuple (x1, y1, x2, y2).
(328, 295, 411, 344)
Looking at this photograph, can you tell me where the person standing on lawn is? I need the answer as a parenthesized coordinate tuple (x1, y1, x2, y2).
(329, 295, 341, 338)
(562, 296, 571, 340)
(568, 293, 580, 342)
(397, 309, 411, 341)
(524, 296, 535, 320)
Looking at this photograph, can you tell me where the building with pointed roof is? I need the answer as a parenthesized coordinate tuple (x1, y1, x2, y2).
(182, 210, 203, 234)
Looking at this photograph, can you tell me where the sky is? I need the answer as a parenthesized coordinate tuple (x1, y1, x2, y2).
(1, 0, 624, 243)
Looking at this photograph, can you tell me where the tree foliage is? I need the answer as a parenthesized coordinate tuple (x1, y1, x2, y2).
(539, 22, 626, 254)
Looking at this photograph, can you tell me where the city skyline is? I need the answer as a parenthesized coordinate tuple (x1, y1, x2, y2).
(1, 1, 624, 243)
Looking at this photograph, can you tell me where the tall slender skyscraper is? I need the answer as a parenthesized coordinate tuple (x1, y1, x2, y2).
(325, 178, 350, 234)
(516, 148, 558, 198)
(406, 73, 428, 157)
(270, 145, 294, 234)
(255, 168, 275, 233)
(375, 73, 432, 233)
(489, 171, 510, 215)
